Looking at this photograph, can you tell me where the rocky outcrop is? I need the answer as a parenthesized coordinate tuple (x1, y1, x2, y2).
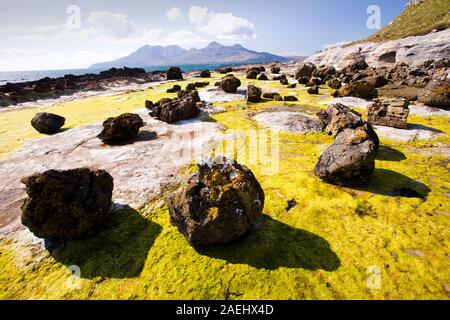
(31, 112, 65, 134)
(305, 29, 450, 69)
(167, 67, 183, 80)
(220, 75, 242, 93)
(97, 113, 145, 144)
(368, 98, 410, 128)
(167, 158, 265, 247)
(247, 85, 262, 103)
(21, 168, 114, 240)
(149, 91, 201, 123)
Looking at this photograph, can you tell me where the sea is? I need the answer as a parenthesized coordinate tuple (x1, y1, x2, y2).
(0, 62, 252, 86)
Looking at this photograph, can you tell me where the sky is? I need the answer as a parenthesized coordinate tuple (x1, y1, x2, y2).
(0, 0, 407, 71)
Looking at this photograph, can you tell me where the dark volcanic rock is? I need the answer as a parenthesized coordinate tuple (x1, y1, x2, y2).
(295, 62, 316, 79)
(220, 75, 241, 93)
(314, 128, 377, 186)
(343, 58, 369, 73)
(271, 66, 281, 74)
(200, 70, 211, 78)
(167, 84, 182, 93)
(307, 77, 323, 86)
(284, 95, 298, 101)
(247, 85, 262, 103)
(367, 75, 388, 88)
(280, 78, 289, 85)
(186, 83, 197, 91)
(31, 112, 65, 134)
(368, 98, 410, 129)
(298, 77, 309, 85)
(21, 168, 114, 240)
(317, 103, 379, 150)
(167, 66, 183, 80)
(327, 78, 342, 89)
(217, 66, 233, 74)
(246, 68, 260, 79)
(339, 81, 378, 99)
(167, 158, 265, 247)
(98, 113, 144, 144)
(262, 92, 282, 101)
(149, 91, 201, 123)
(313, 65, 336, 79)
(287, 83, 297, 89)
(257, 73, 269, 81)
(417, 77, 450, 109)
(307, 85, 319, 95)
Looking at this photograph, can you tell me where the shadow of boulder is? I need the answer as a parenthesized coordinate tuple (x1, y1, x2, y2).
(196, 215, 340, 271)
(358, 169, 431, 200)
(49, 206, 162, 279)
(375, 146, 407, 162)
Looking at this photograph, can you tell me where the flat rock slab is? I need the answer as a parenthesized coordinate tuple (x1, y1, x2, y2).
(321, 97, 374, 109)
(199, 87, 245, 103)
(0, 109, 225, 234)
(253, 111, 323, 134)
(373, 124, 443, 142)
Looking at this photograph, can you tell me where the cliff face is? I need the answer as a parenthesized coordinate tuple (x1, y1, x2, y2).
(306, 0, 450, 69)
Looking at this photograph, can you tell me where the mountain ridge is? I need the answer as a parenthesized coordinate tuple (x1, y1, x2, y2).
(90, 42, 288, 69)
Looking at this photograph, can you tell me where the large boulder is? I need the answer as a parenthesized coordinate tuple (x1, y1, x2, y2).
(339, 81, 378, 99)
(31, 112, 65, 134)
(21, 168, 114, 240)
(149, 91, 201, 123)
(314, 128, 377, 186)
(417, 77, 450, 109)
(343, 58, 369, 73)
(167, 158, 265, 247)
(368, 98, 410, 129)
(167, 66, 183, 80)
(247, 85, 262, 103)
(295, 62, 316, 79)
(97, 113, 144, 144)
(220, 75, 241, 93)
(313, 65, 336, 79)
(200, 70, 211, 78)
(317, 103, 379, 149)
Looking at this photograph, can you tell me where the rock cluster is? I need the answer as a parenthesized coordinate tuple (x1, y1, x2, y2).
(314, 104, 379, 186)
(21, 168, 114, 240)
(220, 75, 242, 93)
(167, 158, 265, 247)
(98, 113, 145, 144)
(368, 98, 410, 129)
(148, 90, 201, 123)
(31, 112, 66, 134)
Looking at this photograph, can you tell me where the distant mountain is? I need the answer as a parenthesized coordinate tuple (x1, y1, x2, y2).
(90, 42, 288, 69)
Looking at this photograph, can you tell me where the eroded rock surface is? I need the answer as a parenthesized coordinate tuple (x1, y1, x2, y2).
(368, 98, 410, 129)
(253, 111, 323, 134)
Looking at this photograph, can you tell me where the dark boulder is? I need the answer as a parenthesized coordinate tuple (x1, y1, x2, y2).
(343, 58, 369, 73)
(257, 73, 269, 81)
(247, 85, 262, 103)
(31, 112, 65, 134)
(273, 74, 287, 81)
(280, 78, 289, 85)
(200, 70, 211, 78)
(298, 77, 309, 85)
(271, 66, 281, 74)
(167, 66, 183, 80)
(284, 95, 298, 101)
(166, 84, 182, 93)
(167, 158, 265, 247)
(295, 62, 316, 79)
(307, 77, 323, 86)
(307, 85, 319, 95)
(417, 77, 450, 109)
(262, 92, 283, 101)
(21, 168, 114, 240)
(217, 66, 233, 74)
(98, 113, 144, 144)
(149, 91, 201, 123)
(313, 65, 336, 79)
(186, 83, 197, 91)
(220, 75, 242, 93)
(327, 78, 342, 89)
(339, 81, 378, 99)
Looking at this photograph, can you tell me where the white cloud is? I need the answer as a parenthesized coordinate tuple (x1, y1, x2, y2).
(188, 6, 256, 40)
(167, 7, 183, 21)
(86, 11, 137, 39)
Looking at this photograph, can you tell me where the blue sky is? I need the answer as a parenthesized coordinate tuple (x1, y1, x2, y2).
(0, 0, 406, 71)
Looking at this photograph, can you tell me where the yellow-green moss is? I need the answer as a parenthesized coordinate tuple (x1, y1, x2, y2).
(0, 77, 449, 300)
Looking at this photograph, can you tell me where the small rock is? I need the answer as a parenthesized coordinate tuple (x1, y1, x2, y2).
(284, 95, 298, 101)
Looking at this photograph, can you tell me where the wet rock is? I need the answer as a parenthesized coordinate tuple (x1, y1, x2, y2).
(368, 98, 410, 129)
(31, 112, 65, 134)
(167, 66, 183, 80)
(417, 77, 450, 109)
(98, 113, 145, 144)
(295, 62, 316, 79)
(317, 103, 379, 149)
(327, 78, 342, 89)
(339, 81, 378, 99)
(149, 91, 201, 123)
(220, 75, 242, 93)
(21, 168, 114, 240)
(200, 70, 211, 78)
(307, 85, 319, 95)
(247, 85, 262, 103)
(167, 84, 182, 93)
(167, 158, 265, 247)
(284, 95, 298, 101)
(314, 128, 377, 186)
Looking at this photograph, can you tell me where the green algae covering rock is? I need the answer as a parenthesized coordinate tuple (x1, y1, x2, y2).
(167, 157, 265, 247)
(21, 168, 114, 240)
